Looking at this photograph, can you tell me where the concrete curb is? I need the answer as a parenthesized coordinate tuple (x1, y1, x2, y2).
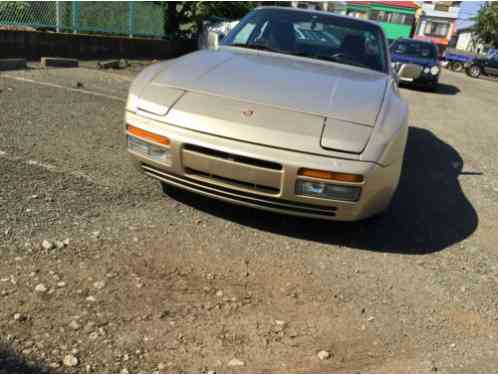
(97, 59, 128, 69)
(0, 58, 27, 71)
(41, 57, 79, 68)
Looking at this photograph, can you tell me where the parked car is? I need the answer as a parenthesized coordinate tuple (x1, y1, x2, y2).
(442, 48, 478, 72)
(465, 48, 498, 79)
(390, 38, 441, 90)
(125, 7, 408, 221)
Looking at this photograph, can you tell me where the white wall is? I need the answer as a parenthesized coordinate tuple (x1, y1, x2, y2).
(456, 32, 472, 50)
(416, 16, 453, 40)
(456, 31, 486, 53)
(420, 2, 460, 19)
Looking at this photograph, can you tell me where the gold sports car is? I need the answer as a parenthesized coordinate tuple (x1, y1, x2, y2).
(125, 7, 409, 221)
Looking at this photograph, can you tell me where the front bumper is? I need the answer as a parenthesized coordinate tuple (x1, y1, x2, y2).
(412, 73, 439, 85)
(395, 63, 439, 86)
(125, 111, 403, 221)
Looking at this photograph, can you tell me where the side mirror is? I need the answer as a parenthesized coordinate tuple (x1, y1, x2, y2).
(207, 31, 220, 50)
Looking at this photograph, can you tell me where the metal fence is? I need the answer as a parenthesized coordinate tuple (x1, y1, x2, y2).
(0, 1, 165, 38)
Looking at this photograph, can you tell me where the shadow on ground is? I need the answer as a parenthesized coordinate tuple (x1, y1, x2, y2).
(0, 345, 47, 373)
(400, 82, 460, 95)
(433, 82, 461, 95)
(167, 127, 479, 254)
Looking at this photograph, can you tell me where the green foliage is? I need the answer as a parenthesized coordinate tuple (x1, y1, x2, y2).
(0, 1, 30, 18)
(0, 1, 165, 37)
(474, 2, 498, 48)
(79, 2, 129, 34)
(0, 1, 55, 25)
(196, 2, 256, 21)
(0, 1, 256, 38)
(163, 2, 256, 37)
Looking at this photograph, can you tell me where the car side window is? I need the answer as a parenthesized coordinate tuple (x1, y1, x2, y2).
(420, 48, 431, 57)
(252, 20, 269, 43)
(232, 22, 257, 44)
(394, 43, 406, 54)
(365, 33, 380, 55)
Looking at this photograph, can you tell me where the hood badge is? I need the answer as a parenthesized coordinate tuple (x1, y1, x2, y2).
(242, 109, 254, 117)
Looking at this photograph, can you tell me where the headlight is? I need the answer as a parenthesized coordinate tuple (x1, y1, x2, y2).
(296, 180, 361, 202)
(423, 67, 430, 74)
(127, 136, 172, 165)
(430, 65, 440, 75)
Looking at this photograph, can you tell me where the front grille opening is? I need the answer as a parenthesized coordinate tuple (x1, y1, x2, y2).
(184, 144, 282, 171)
(185, 167, 279, 195)
(142, 164, 338, 217)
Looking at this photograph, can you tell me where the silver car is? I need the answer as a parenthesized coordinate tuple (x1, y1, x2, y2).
(125, 7, 408, 221)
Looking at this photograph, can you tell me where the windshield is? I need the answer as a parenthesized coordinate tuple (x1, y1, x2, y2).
(486, 49, 497, 59)
(222, 8, 388, 73)
(390, 40, 437, 59)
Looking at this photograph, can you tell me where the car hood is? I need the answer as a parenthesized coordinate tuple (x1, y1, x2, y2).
(146, 48, 388, 127)
(391, 53, 436, 67)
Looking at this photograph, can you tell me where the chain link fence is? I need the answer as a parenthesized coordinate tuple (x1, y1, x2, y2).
(0, 1, 165, 38)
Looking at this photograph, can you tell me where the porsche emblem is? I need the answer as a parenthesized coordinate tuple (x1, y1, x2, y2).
(242, 109, 254, 117)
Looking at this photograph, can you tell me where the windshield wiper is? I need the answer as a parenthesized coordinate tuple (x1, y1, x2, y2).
(230, 43, 281, 53)
(291, 52, 370, 69)
(230, 45, 372, 70)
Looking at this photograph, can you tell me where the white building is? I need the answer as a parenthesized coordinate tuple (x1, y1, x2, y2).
(414, 1, 461, 53)
(456, 26, 486, 54)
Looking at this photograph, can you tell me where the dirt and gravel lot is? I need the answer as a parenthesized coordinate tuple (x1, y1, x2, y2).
(1, 63, 498, 373)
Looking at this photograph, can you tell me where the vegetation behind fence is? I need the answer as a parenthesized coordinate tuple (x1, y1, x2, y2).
(0, 1, 165, 38)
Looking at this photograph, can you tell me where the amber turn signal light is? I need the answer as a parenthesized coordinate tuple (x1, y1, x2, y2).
(127, 125, 170, 146)
(298, 168, 363, 183)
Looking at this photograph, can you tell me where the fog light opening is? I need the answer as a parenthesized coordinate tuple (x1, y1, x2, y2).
(127, 135, 172, 165)
(296, 180, 361, 202)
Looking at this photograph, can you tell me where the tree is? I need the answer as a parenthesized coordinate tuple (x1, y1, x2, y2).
(474, 2, 498, 48)
(163, 2, 256, 38)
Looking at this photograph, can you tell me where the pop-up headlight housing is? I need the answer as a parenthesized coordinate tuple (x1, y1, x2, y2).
(126, 60, 183, 115)
(321, 118, 373, 154)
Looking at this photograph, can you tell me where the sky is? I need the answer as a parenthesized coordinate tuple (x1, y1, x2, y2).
(456, 1, 485, 30)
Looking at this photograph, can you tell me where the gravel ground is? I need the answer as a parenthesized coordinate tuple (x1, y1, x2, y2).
(1, 64, 498, 373)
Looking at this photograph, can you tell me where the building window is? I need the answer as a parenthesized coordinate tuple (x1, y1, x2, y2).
(369, 10, 386, 22)
(434, 3, 450, 11)
(424, 21, 450, 38)
(370, 10, 414, 25)
(347, 10, 368, 19)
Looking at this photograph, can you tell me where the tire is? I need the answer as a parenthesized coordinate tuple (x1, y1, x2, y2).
(467, 65, 481, 78)
(451, 62, 463, 72)
(161, 182, 185, 197)
(161, 181, 177, 196)
(161, 181, 169, 195)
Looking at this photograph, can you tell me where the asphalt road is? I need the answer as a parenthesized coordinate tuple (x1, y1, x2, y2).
(1, 65, 498, 373)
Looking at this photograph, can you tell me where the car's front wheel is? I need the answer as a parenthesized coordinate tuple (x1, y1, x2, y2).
(467, 65, 481, 78)
(161, 182, 180, 196)
(451, 62, 464, 72)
